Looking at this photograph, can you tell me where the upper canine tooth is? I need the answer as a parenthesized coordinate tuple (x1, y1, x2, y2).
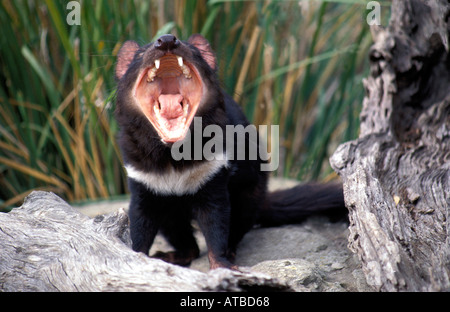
(177, 56, 183, 67)
(155, 59, 160, 69)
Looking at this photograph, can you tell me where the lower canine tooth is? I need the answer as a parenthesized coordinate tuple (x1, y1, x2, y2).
(153, 105, 160, 116)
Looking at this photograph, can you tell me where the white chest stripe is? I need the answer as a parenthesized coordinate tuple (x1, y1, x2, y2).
(125, 158, 228, 196)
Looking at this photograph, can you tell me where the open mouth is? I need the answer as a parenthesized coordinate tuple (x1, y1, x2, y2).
(133, 54, 203, 143)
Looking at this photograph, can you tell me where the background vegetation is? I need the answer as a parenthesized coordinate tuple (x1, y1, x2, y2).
(0, 0, 390, 210)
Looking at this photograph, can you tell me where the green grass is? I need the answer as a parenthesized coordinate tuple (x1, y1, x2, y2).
(0, 0, 390, 210)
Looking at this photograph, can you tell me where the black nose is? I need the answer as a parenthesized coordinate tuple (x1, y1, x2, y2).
(155, 34, 180, 51)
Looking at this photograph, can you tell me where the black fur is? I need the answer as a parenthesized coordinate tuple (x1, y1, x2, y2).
(115, 34, 347, 269)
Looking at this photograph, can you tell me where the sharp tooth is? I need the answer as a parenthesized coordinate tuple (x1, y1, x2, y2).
(153, 104, 160, 116)
(181, 64, 191, 79)
(147, 66, 158, 82)
(155, 59, 160, 69)
(183, 102, 189, 114)
(177, 56, 183, 67)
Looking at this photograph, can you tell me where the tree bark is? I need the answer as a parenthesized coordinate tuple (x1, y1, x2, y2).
(330, 0, 450, 291)
(0, 191, 289, 292)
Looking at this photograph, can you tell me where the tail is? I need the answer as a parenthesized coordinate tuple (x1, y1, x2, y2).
(256, 182, 347, 227)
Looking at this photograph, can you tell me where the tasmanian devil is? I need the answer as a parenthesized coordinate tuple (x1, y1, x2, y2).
(114, 34, 346, 269)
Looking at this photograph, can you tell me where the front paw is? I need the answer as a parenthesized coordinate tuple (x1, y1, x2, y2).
(152, 251, 196, 267)
(208, 257, 240, 271)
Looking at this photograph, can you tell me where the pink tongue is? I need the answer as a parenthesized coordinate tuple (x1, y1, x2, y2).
(158, 94, 184, 119)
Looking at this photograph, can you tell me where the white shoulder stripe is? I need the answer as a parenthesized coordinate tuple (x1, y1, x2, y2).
(125, 158, 228, 196)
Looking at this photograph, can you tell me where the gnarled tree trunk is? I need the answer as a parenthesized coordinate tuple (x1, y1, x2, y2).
(330, 0, 450, 291)
(0, 191, 288, 292)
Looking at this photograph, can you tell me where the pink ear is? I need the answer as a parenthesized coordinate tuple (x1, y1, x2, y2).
(188, 34, 217, 71)
(116, 41, 140, 80)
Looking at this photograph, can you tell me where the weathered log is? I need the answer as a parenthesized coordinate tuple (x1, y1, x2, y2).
(0, 191, 289, 292)
(330, 0, 450, 291)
